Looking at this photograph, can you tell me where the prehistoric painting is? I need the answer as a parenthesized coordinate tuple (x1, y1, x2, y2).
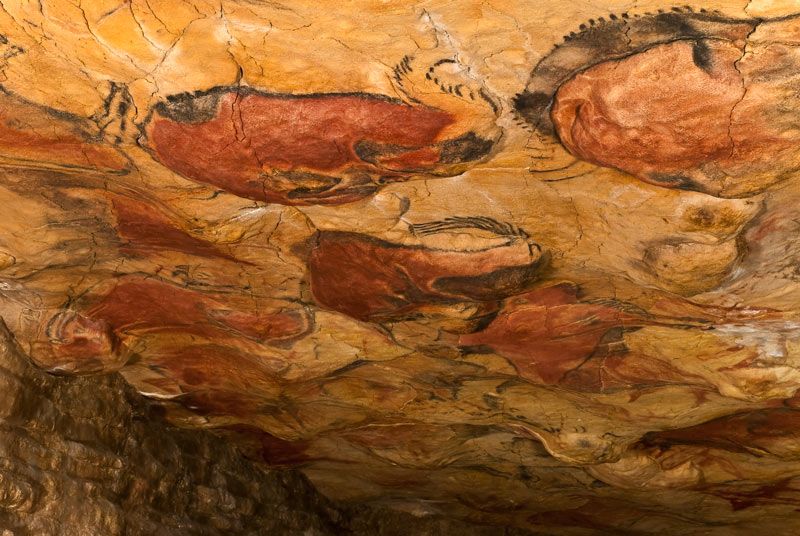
(3, 1, 800, 533)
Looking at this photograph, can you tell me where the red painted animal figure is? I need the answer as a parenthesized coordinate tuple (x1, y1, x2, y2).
(144, 88, 496, 206)
(514, 8, 800, 198)
(307, 217, 547, 330)
(458, 282, 647, 385)
(29, 276, 311, 374)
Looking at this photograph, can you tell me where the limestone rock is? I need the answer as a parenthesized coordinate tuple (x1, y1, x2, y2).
(3, 1, 800, 534)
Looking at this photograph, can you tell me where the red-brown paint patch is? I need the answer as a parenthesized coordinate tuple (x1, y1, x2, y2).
(146, 89, 491, 205)
(527, 497, 670, 532)
(35, 276, 312, 371)
(307, 231, 545, 323)
(641, 408, 800, 456)
(258, 432, 312, 466)
(0, 94, 129, 174)
(31, 310, 124, 374)
(109, 194, 237, 261)
(81, 277, 310, 342)
(143, 345, 282, 392)
(460, 283, 645, 385)
(709, 478, 800, 511)
(558, 336, 701, 392)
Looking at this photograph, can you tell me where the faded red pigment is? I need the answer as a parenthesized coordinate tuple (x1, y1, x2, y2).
(110, 195, 238, 261)
(78, 277, 308, 344)
(0, 107, 128, 173)
(459, 283, 643, 385)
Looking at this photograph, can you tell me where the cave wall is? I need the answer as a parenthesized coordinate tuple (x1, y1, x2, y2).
(0, 320, 539, 535)
(0, 320, 346, 535)
(4, 1, 800, 534)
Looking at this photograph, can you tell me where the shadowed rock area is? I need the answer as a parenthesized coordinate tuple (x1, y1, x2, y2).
(0, 322, 533, 535)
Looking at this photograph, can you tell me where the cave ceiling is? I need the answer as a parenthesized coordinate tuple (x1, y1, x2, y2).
(3, 1, 800, 534)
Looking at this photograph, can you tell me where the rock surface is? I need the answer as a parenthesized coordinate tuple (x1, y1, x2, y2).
(0, 321, 536, 535)
(0, 320, 341, 535)
(3, 1, 800, 534)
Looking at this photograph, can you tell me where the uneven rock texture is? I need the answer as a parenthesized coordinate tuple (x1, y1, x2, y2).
(0, 322, 536, 535)
(3, 0, 800, 534)
(0, 320, 337, 535)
